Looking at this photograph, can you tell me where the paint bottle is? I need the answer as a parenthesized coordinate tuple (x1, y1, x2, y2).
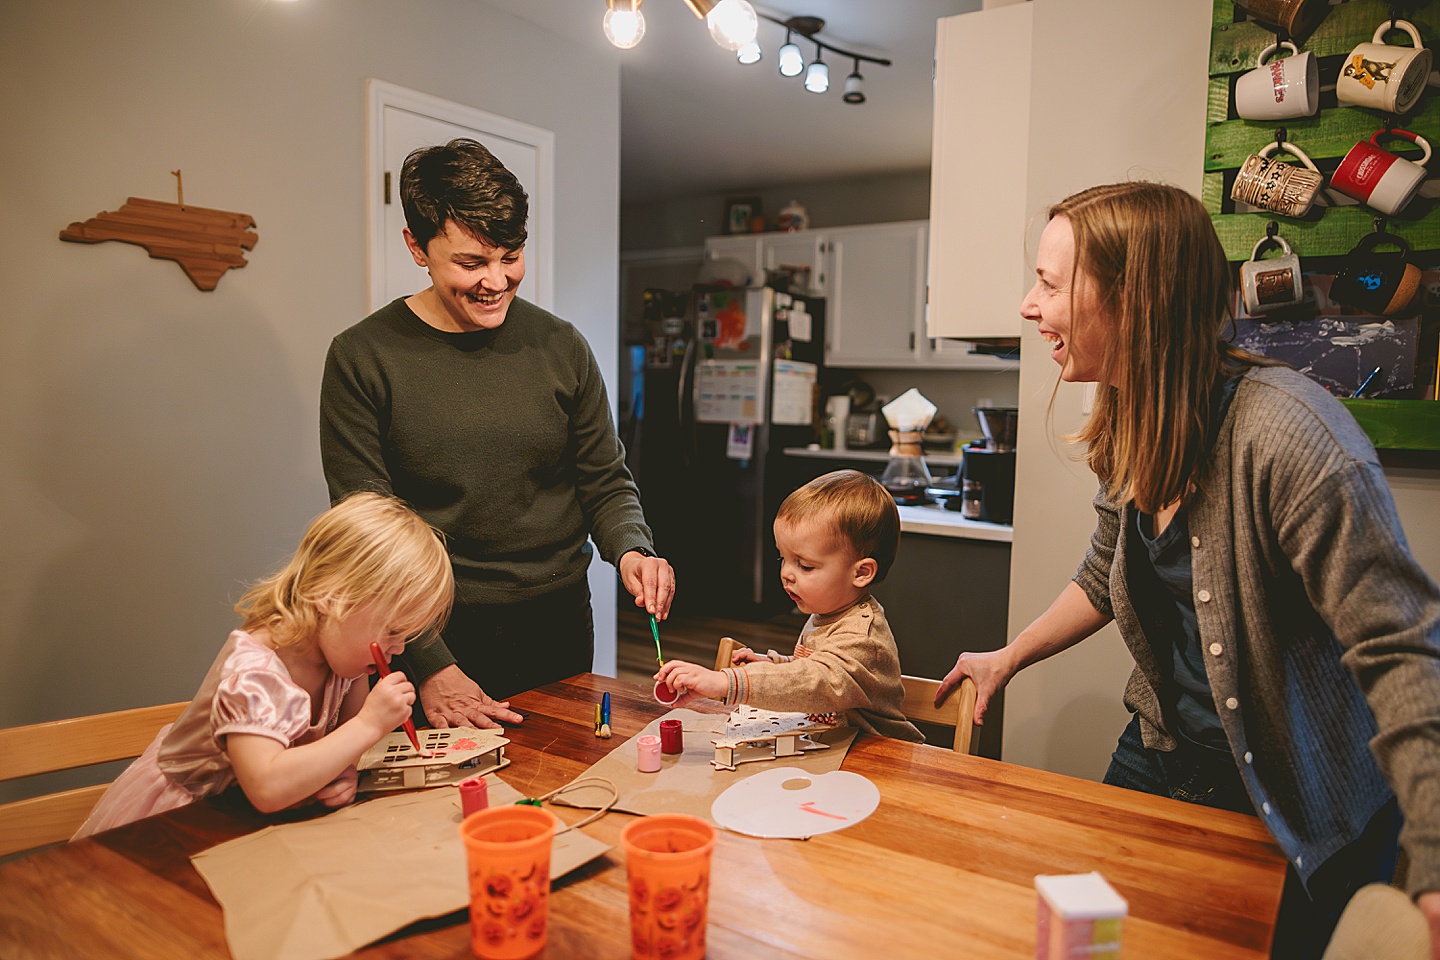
(637, 735, 663, 773)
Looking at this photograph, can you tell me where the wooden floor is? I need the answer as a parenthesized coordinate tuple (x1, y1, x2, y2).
(615, 605, 807, 687)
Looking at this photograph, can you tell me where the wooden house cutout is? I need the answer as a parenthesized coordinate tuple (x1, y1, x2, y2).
(710, 706, 842, 771)
(357, 727, 510, 792)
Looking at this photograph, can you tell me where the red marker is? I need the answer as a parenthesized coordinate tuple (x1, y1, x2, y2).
(369, 641, 424, 755)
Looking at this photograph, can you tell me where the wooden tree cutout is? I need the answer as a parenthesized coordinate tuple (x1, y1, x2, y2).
(59, 171, 257, 291)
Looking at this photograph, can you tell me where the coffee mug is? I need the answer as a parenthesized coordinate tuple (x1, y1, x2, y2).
(1337, 20, 1432, 115)
(1230, 140, 1324, 217)
(1241, 235, 1305, 315)
(1331, 129, 1431, 216)
(1233, 0, 1332, 39)
(1235, 42, 1319, 120)
(1331, 231, 1422, 317)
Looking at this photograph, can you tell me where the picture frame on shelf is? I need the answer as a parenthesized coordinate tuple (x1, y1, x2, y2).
(725, 196, 761, 235)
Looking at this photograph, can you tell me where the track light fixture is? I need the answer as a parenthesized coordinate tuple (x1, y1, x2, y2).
(744, 14, 891, 104)
(601, 3, 888, 104)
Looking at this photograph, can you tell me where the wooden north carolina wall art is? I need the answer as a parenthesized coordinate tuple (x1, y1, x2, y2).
(59, 197, 258, 291)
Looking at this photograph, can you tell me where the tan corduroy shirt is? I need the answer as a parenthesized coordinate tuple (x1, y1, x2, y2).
(722, 595, 923, 743)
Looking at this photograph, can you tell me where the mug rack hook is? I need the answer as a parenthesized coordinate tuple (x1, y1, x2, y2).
(1265, 220, 1279, 239)
(1274, 126, 1287, 147)
(1373, 215, 1388, 234)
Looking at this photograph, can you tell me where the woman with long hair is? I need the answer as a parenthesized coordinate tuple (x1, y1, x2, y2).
(936, 181, 1440, 959)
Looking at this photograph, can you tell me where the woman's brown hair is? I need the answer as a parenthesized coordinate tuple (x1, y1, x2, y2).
(1051, 182, 1278, 514)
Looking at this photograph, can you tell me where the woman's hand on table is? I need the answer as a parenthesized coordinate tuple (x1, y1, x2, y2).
(935, 649, 1014, 726)
(419, 665, 524, 729)
(620, 550, 676, 620)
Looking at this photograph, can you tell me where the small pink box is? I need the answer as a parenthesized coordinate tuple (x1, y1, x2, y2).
(1034, 872, 1127, 960)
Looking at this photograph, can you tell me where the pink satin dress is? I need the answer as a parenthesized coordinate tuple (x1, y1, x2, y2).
(73, 631, 352, 839)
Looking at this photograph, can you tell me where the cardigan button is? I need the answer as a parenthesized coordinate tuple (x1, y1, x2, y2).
(1244, 751, 1253, 764)
(1262, 802, 1271, 815)
(1209, 643, 1223, 656)
(1197, 589, 1212, 603)
(1225, 697, 1239, 710)
(1190, 535, 1200, 548)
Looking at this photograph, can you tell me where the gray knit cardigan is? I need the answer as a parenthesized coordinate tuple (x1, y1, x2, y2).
(1073, 365, 1440, 895)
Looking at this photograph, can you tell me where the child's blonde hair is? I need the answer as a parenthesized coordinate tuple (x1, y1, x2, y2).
(234, 492, 454, 649)
(775, 470, 900, 581)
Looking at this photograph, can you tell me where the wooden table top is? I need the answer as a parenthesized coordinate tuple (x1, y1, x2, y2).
(0, 674, 1286, 959)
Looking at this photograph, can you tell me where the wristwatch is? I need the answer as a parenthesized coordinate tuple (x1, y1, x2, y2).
(626, 546, 656, 559)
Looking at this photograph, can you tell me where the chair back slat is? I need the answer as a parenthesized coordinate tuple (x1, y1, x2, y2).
(901, 676, 979, 755)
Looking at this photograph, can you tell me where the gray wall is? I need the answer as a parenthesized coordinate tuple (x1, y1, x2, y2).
(621, 170, 934, 252)
(0, 0, 621, 730)
(1003, 0, 1440, 780)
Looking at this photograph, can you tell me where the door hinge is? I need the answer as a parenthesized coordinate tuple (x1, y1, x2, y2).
(384, 172, 391, 205)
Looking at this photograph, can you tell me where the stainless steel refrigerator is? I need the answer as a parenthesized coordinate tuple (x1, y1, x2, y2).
(632, 284, 827, 617)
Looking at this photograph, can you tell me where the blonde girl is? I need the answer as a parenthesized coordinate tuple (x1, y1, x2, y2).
(75, 492, 453, 836)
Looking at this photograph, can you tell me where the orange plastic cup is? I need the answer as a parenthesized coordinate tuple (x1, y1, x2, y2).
(621, 814, 717, 960)
(460, 805, 559, 960)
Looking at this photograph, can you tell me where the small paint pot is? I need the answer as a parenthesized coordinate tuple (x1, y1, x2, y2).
(653, 680, 679, 706)
(637, 735, 662, 773)
(659, 719, 684, 755)
(458, 775, 489, 817)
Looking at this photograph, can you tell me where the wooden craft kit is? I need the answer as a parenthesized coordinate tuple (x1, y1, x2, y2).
(357, 727, 510, 792)
(708, 705, 842, 771)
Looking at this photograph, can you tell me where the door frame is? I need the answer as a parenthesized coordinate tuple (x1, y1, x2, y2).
(365, 78, 555, 313)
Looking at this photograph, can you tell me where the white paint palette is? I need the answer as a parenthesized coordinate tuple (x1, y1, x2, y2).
(712, 767, 880, 838)
(357, 727, 510, 792)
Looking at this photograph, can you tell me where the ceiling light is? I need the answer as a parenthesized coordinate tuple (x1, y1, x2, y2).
(682, 0, 758, 52)
(804, 49, 828, 94)
(603, 0, 645, 48)
(843, 61, 865, 104)
(777, 31, 804, 77)
(736, 40, 762, 65)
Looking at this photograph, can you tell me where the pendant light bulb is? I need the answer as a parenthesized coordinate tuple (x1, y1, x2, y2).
(603, 0, 645, 49)
(778, 31, 803, 77)
(705, 0, 757, 51)
(736, 40, 762, 65)
(843, 60, 865, 104)
(805, 54, 828, 94)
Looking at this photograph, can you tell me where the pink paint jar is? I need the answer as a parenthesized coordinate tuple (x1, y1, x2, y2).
(637, 735, 663, 773)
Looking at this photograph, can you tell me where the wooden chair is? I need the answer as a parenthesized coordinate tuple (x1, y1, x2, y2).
(716, 637, 981, 755)
(0, 701, 188, 857)
(901, 675, 980, 755)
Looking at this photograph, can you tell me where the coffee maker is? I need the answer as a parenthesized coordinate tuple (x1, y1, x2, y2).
(949, 407, 1018, 523)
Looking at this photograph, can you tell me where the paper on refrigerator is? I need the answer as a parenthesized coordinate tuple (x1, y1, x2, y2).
(772, 360, 817, 426)
(696, 360, 760, 423)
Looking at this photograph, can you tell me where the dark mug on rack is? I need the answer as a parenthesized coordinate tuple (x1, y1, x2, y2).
(1336, 19, 1432, 115)
(1232, 0, 1332, 40)
(1331, 230, 1422, 317)
(1241, 234, 1305, 315)
(1331, 129, 1431, 216)
(1230, 139, 1325, 217)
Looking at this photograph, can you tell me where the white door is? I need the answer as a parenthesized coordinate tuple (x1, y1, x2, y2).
(367, 79, 554, 312)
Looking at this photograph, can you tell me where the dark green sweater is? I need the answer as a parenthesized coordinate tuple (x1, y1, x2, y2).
(320, 297, 654, 674)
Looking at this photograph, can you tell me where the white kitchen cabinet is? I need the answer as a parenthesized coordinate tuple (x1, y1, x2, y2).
(926, 3, 1033, 340)
(823, 220, 929, 367)
(707, 221, 1014, 369)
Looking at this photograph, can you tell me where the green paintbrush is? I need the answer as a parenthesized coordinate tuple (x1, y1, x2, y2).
(649, 614, 664, 665)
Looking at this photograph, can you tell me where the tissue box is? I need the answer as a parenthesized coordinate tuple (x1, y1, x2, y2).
(1034, 872, 1127, 960)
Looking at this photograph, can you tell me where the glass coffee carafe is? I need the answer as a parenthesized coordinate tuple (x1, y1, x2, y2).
(880, 429, 933, 504)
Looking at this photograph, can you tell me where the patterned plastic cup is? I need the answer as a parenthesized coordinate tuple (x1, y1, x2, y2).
(460, 805, 558, 960)
(622, 814, 717, 960)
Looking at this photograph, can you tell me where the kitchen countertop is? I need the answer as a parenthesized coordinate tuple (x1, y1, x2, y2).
(896, 502, 1013, 542)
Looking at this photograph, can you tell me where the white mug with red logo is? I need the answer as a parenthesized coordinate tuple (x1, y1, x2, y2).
(1331, 129, 1432, 216)
(1235, 41, 1319, 121)
(1336, 20, 1432, 115)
